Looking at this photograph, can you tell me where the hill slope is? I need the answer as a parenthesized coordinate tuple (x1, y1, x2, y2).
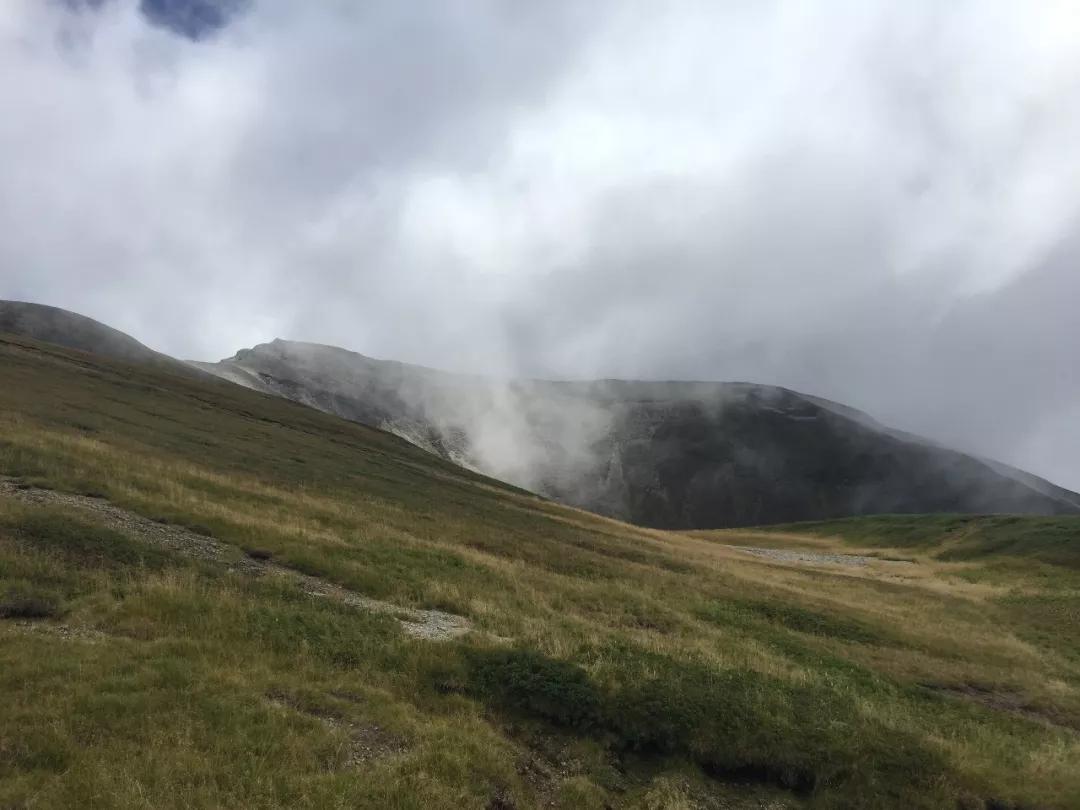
(2, 333, 1079, 808)
(194, 339, 1080, 528)
(0, 301, 189, 370)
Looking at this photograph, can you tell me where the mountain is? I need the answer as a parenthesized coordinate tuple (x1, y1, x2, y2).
(0, 300, 191, 374)
(3, 329, 1080, 809)
(194, 338, 1080, 528)
(3, 300, 1074, 529)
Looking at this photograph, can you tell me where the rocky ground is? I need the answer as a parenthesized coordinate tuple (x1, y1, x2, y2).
(0, 476, 472, 641)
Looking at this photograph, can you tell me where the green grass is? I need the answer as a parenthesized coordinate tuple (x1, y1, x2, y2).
(1, 333, 1080, 809)
(0, 505, 181, 571)
(463, 645, 950, 797)
(765, 513, 1080, 567)
(695, 597, 899, 646)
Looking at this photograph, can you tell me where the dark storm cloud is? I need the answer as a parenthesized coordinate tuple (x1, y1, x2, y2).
(1, 0, 1079, 488)
(139, 0, 248, 41)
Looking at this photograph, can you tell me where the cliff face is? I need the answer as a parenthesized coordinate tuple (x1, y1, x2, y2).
(195, 339, 1080, 529)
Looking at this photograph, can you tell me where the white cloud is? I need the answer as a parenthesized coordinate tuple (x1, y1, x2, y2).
(1, 0, 1079, 488)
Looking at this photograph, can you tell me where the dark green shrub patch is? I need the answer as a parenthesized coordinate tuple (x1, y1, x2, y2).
(466, 647, 603, 731)
(600, 653, 851, 792)
(0, 581, 64, 619)
(461, 644, 952, 802)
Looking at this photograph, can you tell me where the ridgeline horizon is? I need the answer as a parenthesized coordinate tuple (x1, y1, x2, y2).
(3, 299, 1077, 530)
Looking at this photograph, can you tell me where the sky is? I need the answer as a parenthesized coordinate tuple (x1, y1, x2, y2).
(1, 0, 1079, 489)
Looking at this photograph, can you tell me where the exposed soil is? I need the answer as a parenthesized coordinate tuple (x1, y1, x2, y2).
(266, 691, 408, 767)
(263, 561, 470, 641)
(0, 477, 223, 561)
(513, 755, 560, 808)
(0, 476, 471, 641)
(3, 619, 106, 643)
(729, 545, 915, 568)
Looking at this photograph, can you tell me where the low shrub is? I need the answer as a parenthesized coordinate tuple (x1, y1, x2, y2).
(0, 581, 64, 619)
(466, 647, 602, 731)
(461, 644, 952, 802)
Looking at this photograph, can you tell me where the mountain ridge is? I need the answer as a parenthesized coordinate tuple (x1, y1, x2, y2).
(193, 336, 1080, 528)
(0, 300, 197, 377)
(3, 300, 1076, 528)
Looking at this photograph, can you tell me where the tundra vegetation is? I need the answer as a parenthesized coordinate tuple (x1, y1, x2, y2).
(0, 334, 1078, 809)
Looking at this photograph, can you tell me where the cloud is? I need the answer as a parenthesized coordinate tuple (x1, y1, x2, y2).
(1, 0, 1078, 488)
(138, 0, 248, 40)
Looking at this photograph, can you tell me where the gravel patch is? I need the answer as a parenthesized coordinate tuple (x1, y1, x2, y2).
(288, 568, 471, 640)
(0, 476, 472, 641)
(3, 619, 106, 643)
(0, 476, 222, 561)
(729, 545, 914, 567)
(266, 691, 409, 766)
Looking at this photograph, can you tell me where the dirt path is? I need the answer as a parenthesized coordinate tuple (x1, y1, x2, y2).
(0, 477, 471, 641)
(728, 545, 914, 568)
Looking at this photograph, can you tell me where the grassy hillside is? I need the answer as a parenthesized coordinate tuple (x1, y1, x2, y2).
(0, 301, 188, 374)
(751, 514, 1080, 568)
(1, 333, 1079, 809)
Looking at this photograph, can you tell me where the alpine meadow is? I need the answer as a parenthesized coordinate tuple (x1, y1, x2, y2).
(4, 3, 1080, 809)
(1, 333, 1078, 809)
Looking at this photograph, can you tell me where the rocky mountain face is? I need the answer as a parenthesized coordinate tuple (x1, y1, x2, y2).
(193, 339, 1080, 528)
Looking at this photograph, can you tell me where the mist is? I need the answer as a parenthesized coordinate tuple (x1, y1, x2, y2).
(2, 0, 1079, 490)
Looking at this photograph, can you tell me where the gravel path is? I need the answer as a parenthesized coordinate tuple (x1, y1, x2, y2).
(279, 564, 470, 640)
(0, 476, 471, 641)
(0, 477, 224, 561)
(729, 545, 914, 567)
